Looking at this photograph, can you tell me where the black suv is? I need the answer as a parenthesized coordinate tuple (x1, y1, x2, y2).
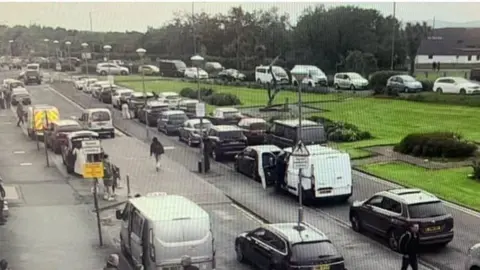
(158, 60, 186, 77)
(206, 125, 247, 161)
(24, 70, 42, 85)
(235, 222, 346, 270)
(266, 119, 327, 149)
(349, 188, 454, 251)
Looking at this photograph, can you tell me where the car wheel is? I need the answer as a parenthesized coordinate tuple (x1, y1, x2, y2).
(470, 267, 480, 270)
(350, 84, 356, 90)
(404, 87, 409, 93)
(308, 82, 313, 87)
(334, 83, 340, 90)
(436, 87, 443, 93)
(120, 71, 127, 75)
(350, 213, 363, 232)
(460, 88, 466, 95)
(388, 229, 399, 251)
(212, 150, 221, 161)
(187, 137, 193, 147)
(100, 71, 107, 76)
(235, 242, 245, 263)
(110, 132, 115, 138)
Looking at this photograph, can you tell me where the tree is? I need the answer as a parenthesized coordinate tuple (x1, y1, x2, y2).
(404, 22, 431, 74)
(345, 50, 378, 76)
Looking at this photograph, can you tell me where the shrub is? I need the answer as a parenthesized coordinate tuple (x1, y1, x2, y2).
(369, 70, 405, 94)
(394, 132, 477, 158)
(471, 159, 480, 181)
(306, 116, 372, 142)
(80, 63, 98, 74)
(209, 92, 242, 106)
(420, 80, 434, 92)
(179, 87, 195, 98)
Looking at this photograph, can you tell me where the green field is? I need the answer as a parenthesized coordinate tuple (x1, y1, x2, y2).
(414, 70, 470, 81)
(359, 162, 480, 211)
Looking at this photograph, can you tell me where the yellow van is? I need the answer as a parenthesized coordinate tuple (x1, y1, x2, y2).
(26, 104, 60, 140)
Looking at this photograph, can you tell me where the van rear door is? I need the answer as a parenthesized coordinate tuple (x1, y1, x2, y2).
(311, 153, 352, 198)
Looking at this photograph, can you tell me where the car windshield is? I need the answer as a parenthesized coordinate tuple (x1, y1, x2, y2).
(249, 122, 267, 131)
(58, 125, 82, 132)
(151, 105, 167, 112)
(272, 67, 287, 77)
(174, 61, 186, 69)
(301, 126, 327, 144)
(168, 114, 187, 123)
(209, 62, 222, 69)
(455, 78, 471, 84)
(91, 111, 110, 121)
(309, 68, 324, 76)
(193, 122, 212, 129)
(121, 92, 132, 97)
(408, 202, 447, 218)
(348, 73, 363, 79)
(219, 131, 243, 140)
(400, 76, 416, 82)
(11, 82, 24, 88)
(290, 241, 339, 262)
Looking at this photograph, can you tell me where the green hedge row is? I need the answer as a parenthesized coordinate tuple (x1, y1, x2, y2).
(394, 132, 477, 158)
(307, 115, 372, 142)
(179, 87, 241, 106)
(401, 92, 480, 107)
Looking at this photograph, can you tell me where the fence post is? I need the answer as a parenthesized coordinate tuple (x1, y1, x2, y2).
(126, 174, 131, 198)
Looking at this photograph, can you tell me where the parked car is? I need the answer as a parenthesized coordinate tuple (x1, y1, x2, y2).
(45, 119, 83, 154)
(204, 62, 224, 78)
(138, 64, 160, 75)
(218, 68, 246, 81)
(178, 99, 199, 118)
(82, 78, 98, 93)
(158, 59, 186, 77)
(11, 87, 31, 106)
(349, 188, 454, 251)
(23, 70, 42, 85)
(255, 65, 289, 85)
(112, 88, 134, 109)
(2, 79, 24, 92)
(433, 77, 480, 94)
(206, 125, 248, 161)
(184, 67, 209, 79)
(237, 118, 268, 145)
(266, 119, 327, 149)
(333, 72, 369, 90)
(99, 85, 120, 104)
(386, 75, 423, 93)
(127, 92, 156, 118)
(89, 81, 113, 98)
(156, 92, 182, 109)
(137, 101, 169, 126)
(235, 222, 346, 270)
(156, 110, 188, 135)
(234, 145, 281, 181)
(74, 77, 91, 90)
(178, 118, 213, 147)
(291, 65, 328, 86)
(206, 107, 243, 126)
(466, 243, 480, 270)
(96, 62, 129, 76)
(77, 108, 115, 138)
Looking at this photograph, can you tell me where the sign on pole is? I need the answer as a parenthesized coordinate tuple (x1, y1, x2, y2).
(81, 140, 102, 154)
(196, 102, 206, 117)
(107, 75, 114, 84)
(291, 141, 310, 170)
(81, 52, 92, 60)
(55, 63, 61, 71)
(83, 162, 104, 179)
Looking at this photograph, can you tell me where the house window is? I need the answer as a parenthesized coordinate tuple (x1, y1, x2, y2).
(428, 55, 433, 59)
(468, 55, 472, 61)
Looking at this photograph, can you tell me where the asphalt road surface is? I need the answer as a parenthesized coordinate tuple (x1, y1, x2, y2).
(15, 73, 479, 270)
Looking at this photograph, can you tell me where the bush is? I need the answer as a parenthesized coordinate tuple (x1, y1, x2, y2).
(179, 87, 195, 98)
(420, 80, 434, 92)
(471, 159, 480, 181)
(369, 70, 405, 94)
(80, 63, 98, 74)
(306, 116, 372, 142)
(394, 132, 477, 158)
(208, 92, 242, 106)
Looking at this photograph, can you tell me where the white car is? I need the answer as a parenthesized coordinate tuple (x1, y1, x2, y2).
(96, 62, 129, 76)
(82, 78, 98, 93)
(89, 81, 114, 97)
(184, 67, 208, 79)
(466, 243, 480, 270)
(157, 92, 182, 109)
(112, 88, 134, 109)
(334, 72, 369, 90)
(74, 77, 92, 90)
(138, 65, 160, 75)
(433, 77, 480, 94)
(255, 65, 289, 85)
(291, 65, 328, 87)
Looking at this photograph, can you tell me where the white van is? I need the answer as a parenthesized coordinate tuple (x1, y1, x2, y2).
(255, 65, 289, 85)
(266, 145, 352, 203)
(77, 108, 115, 138)
(116, 194, 216, 270)
(290, 65, 327, 87)
(26, 63, 40, 72)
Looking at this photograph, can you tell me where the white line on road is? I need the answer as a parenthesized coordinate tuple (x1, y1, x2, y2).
(13, 151, 25, 154)
(164, 146, 175, 150)
(20, 162, 32, 166)
(231, 203, 264, 225)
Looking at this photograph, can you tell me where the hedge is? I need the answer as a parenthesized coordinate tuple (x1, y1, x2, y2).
(179, 87, 241, 106)
(471, 159, 480, 181)
(394, 132, 477, 158)
(402, 93, 480, 107)
(306, 115, 372, 142)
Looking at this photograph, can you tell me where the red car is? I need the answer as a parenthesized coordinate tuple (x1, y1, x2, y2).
(45, 119, 83, 154)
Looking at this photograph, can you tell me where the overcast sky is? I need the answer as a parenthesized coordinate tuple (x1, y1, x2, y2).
(0, 2, 479, 32)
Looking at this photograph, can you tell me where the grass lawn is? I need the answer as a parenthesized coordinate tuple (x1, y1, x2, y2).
(358, 162, 480, 211)
(414, 70, 470, 81)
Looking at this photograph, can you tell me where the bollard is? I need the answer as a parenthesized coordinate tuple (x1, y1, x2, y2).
(126, 174, 131, 198)
(424, 71, 428, 79)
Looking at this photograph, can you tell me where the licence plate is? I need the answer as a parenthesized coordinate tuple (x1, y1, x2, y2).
(29, 76, 36, 79)
(315, 265, 330, 270)
(425, 226, 441, 233)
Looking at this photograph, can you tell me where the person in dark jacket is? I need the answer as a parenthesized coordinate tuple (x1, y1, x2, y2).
(0, 178, 6, 225)
(181, 255, 199, 270)
(102, 154, 115, 201)
(5, 91, 11, 109)
(104, 253, 119, 269)
(0, 259, 9, 270)
(16, 102, 24, 127)
(150, 137, 164, 172)
(398, 223, 420, 270)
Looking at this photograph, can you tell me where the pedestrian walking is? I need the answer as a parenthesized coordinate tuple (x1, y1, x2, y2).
(5, 91, 11, 109)
(0, 259, 10, 270)
(121, 102, 130, 119)
(0, 178, 6, 226)
(103, 253, 119, 270)
(102, 154, 115, 201)
(0, 91, 5, 110)
(181, 255, 199, 270)
(150, 137, 164, 172)
(432, 62, 437, 71)
(16, 102, 24, 127)
(111, 164, 122, 195)
(399, 223, 420, 270)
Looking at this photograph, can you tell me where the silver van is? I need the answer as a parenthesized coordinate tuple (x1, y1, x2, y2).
(116, 193, 216, 270)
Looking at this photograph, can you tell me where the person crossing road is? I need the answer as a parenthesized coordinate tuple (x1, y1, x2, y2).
(150, 137, 164, 172)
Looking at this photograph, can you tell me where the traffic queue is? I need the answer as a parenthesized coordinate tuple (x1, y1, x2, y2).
(67, 76, 460, 270)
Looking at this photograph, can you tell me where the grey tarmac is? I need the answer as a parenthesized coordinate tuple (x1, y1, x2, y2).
(23, 77, 476, 269)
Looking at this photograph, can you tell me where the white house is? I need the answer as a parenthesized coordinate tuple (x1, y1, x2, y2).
(415, 28, 480, 64)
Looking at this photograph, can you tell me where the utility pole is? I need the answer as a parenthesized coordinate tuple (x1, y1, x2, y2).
(390, 2, 397, 70)
(192, 2, 196, 54)
(89, 12, 93, 32)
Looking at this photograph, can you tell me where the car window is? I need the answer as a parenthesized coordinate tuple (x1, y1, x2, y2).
(251, 228, 266, 238)
(300, 126, 326, 144)
(381, 198, 402, 213)
(290, 241, 339, 263)
(273, 124, 285, 137)
(408, 201, 447, 218)
(250, 122, 267, 131)
(367, 196, 384, 207)
(91, 111, 110, 121)
(131, 211, 144, 237)
(218, 131, 243, 140)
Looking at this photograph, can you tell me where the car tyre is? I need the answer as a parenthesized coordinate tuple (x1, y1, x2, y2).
(235, 242, 245, 263)
(350, 213, 363, 232)
(436, 88, 443, 93)
(404, 87, 409, 93)
(388, 229, 399, 251)
(471, 267, 480, 270)
(187, 137, 193, 147)
(100, 71, 107, 76)
(334, 83, 340, 90)
(460, 88, 466, 95)
(350, 84, 356, 90)
(121, 71, 127, 75)
(212, 149, 222, 161)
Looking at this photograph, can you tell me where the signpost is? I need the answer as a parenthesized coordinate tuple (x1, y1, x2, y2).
(81, 52, 92, 60)
(195, 102, 206, 118)
(107, 75, 114, 85)
(81, 140, 104, 246)
(43, 112, 50, 167)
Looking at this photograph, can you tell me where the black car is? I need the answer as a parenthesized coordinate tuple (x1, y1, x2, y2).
(235, 222, 346, 270)
(137, 101, 169, 126)
(158, 60, 186, 77)
(127, 92, 156, 118)
(206, 125, 247, 161)
(349, 188, 454, 251)
(218, 68, 246, 81)
(24, 70, 41, 85)
(237, 117, 268, 145)
(99, 86, 119, 104)
(266, 119, 327, 149)
(234, 145, 281, 182)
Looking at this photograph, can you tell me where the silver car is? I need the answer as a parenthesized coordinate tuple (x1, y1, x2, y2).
(96, 62, 129, 76)
(466, 243, 480, 270)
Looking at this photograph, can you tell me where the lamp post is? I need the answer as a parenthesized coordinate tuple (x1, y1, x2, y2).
(43, 39, 49, 63)
(103, 44, 112, 85)
(81, 43, 89, 76)
(191, 54, 207, 174)
(65, 41, 72, 72)
(53, 40, 59, 59)
(8, 40, 13, 57)
(136, 48, 148, 138)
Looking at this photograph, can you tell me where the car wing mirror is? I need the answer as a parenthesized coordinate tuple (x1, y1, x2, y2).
(115, 209, 122, 220)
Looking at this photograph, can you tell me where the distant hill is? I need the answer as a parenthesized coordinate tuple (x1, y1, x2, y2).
(421, 20, 480, 28)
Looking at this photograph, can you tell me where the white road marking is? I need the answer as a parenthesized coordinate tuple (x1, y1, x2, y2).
(164, 146, 175, 150)
(213, 209, 235, 221)
(3, 185, 20, 200)
(231, 203, 264, 225)
(13, 151, 25, 154)
(20, 162, 32, 166)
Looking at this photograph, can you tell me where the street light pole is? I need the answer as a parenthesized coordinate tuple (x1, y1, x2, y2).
(81, 43, 89, 76)
(103, 45, 112, 86)
(136, 48, 148, 138)
(191, 54, 206, 173)
(390, 2, 397, 70)
(43, 39, 49, 64)
(8, 40, 13, 58)
(53, 40, 59, 59)
(65, 41, 72, 73)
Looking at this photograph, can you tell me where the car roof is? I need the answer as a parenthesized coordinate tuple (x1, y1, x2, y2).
(130, 194, 209, 221)
(68, 130, 99, 139)
(216, 107, 239, 112)
(85, 108, 110, 113)
(132, 92, 153, 96)
(436, 76, 466, 81)
(268, 223, 329, 244)
(213, 125, 243, 132)
(147, 101, 168, 107)
(247, 145, 282, 153)
(180, 99, 198, 104)
(159, 92, 179, 96)
(116, 88, 134, 93)
(56, 119, 80, 126)
(379, 188, 440, 205)
(238, 118, 266, 125)
(185, 118, 212, 125)
(12, 88, 28, 94)
(162, 110, 185, 115)
(274, 119, 319, 127)
(283, 145, 342, 155)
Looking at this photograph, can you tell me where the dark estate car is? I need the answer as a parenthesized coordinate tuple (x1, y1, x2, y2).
(11, 88, 31, 106)
(238, 117, 268, 145)
(178, 118, 213, 147)
(24, 70, 42, 85)
(234, 145, 281, 182)
(45, 120, 83, 154)
(158, 59, 187, 77)
(206, 125, 248, 161)
(349, 188, 454, 251)
(156, 110, 188, 135)
(218, 68, 246, 81)
(386, 75, 423, 93)
(235, 222, 346, 270)
(266, 119, 327, 149)
(137, 101, 169, 126)
(99, 86, 120, 104)
(127, 92, 156, 118)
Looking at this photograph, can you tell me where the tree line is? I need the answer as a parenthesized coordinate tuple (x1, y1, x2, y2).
(0, 4, 431, 74)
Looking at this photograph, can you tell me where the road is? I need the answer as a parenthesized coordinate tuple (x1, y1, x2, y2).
(21, 75, 478, 269)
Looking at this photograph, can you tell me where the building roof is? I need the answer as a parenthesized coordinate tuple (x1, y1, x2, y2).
(418, 28, 480, 56)
(268, 223, 328, 244)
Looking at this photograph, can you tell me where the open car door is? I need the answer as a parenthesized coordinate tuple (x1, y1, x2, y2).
(261, 152, 277, 190)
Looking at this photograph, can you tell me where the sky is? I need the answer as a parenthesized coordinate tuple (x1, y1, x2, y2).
(0, 2, 479, 32)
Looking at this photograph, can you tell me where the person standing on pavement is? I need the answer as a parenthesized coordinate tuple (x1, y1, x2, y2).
(121, 102, 130, 119)
(102, 154, 115, 201)
(0, 178, 6, 226)
(150, 137, 164, 172)
(4, 90, 11, 109)
(0, 259, 10, 270)
(103, 254, 119, 269)
(181, 255, 199, 270)
(16, 102, 24, 127)
(398, 223, 420, 270)
(0, 91, 5, 110)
